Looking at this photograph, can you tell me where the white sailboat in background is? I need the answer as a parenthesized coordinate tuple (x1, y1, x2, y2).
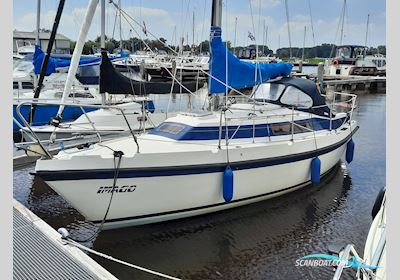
(13, 0, 157, 141)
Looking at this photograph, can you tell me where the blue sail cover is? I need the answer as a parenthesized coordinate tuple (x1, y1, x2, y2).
(209, 26, 293, 94)
(32, 45, 129, 75)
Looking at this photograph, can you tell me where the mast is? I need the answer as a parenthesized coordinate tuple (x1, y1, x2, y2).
(284, 0, 292, 59)
(340, 0, 346, 45)
(210, 0, 222, 107)
(192, 10, 195, 52)
(100, 0, 106, 106)
(364, 13, 370, 48)
(308, 0, 316, 46)
(119, 0, 122, 51)
(278, 34, 280, 50)
(233, 17, 237, 56)
(262, 20, 265, 55)
(30, 0, 65, 123)
(35, 0, 41, 46)
(34, 0, 41, 89)
(54, 0, 99, 120)
(211, 0, 222, 27)
(302, 26, 306, 62)
(100, 0, 105, 48)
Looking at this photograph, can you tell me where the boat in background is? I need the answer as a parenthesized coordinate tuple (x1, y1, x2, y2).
(13, 85, 155, 135)
(19, 100, 174, 141)
(324, 45, 386, 77)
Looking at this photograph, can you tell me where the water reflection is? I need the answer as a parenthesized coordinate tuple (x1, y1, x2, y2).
(13, 88, 385, 280)
(89, 163, 352, 279)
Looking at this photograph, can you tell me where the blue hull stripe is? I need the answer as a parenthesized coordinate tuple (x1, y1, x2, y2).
(35, 126, 358, 181)
(92, 164, 339, 224)
(148, 117, 346, 140)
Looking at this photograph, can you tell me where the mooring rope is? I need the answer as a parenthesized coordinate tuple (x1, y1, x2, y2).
(62, 238, 182, 280)
(66, 150, 124, 243)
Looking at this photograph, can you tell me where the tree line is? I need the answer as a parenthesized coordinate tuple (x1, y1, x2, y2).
(71, 36, 386, 58)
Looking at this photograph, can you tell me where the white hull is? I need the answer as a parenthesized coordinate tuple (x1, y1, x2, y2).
(38, 122, 356, 229)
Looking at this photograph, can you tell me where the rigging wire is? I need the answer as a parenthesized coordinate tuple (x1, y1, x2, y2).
(307, 0, 316, 46)
(109, 0, 266, 105)
(329, 0, 346, 58)
(199, 0, 207, 53)
(284, 0, 293, 59)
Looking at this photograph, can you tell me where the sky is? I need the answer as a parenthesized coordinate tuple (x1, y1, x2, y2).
(13, 0, 386, 51)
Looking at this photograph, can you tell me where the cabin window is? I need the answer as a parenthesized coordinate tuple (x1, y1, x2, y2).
(271, 123, 291, 135)
(280, 86, 313, 109)
(13, 82, 19, 89)
(157, 123, 186, 135)
(336, 46, 351, 58)
(253, 83, 286, 101)
(293, 120, 313, 133)
(354, 47, 365, 57)
(68, 92, 94, 98)
(21, 82, 34, 89)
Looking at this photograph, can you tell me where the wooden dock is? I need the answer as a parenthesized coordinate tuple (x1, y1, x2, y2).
(13, 199, 117, 280)
(322, 75, 386, 94)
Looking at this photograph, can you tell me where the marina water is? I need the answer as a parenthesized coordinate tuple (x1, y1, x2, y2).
(13, 83, 385, 279)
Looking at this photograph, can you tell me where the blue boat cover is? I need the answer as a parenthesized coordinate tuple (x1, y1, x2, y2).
(32, 45, 129, 75)
(209, 26, 293, 94)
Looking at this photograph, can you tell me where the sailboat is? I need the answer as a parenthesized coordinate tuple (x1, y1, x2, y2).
(327, 187, 386, 279)
(33, 0, 358, 230)
(13, 0, 154, 138)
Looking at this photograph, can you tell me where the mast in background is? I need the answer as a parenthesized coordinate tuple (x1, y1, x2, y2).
(233, 17, 237, 56)
(33, 0, 41, 89)
(364, 13, 370, 48)
(339, 0, 347, 45)
(100, 0, 105, 48)
(100, 0, 106, 106)
(30, 0, 66, 123)
(119, 0, 122, 51)
(54, 0, 100, 121)
(35, 0, 41, 46)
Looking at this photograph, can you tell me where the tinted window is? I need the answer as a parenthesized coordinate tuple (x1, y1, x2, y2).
(293, 121, 313, 133)
(271, 123, 291, 135)
(271, 121, 312, 135)
(253, 83, 286, 101)
(280, 86, 313, 108)
(68, 92, 94, 98)
(21, 82, 34, 89)
(157, 123, 186, 135)
(13, 82, 19, 89)
(336, 46, 351, 58)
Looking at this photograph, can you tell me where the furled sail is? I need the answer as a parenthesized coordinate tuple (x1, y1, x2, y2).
(99, 50, 205, 95)
(208, 26, 293, 94)
(32, 45, 128, 75)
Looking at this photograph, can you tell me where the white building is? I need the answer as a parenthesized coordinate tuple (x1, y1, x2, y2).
(13, 30, 71, 54)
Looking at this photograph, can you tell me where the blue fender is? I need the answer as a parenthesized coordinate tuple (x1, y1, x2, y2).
(311, 156, 321, 185)
(346, 139, 355, 164)
(223, 166, 234, 202)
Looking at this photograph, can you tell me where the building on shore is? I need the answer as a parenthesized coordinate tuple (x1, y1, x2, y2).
(13, 30, 70, 55)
